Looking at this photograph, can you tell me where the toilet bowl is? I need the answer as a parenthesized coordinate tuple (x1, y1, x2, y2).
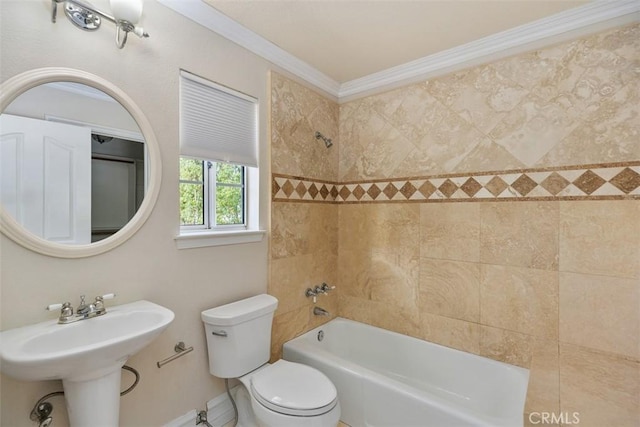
(235, 360, 340, 427)
(202, 294, 341, 427)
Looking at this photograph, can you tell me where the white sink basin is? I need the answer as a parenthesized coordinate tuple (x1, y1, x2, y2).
(0, 300, 174, 381)
(0, 300, 174, 426)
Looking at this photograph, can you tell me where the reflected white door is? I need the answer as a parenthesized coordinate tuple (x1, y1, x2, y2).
(0, 114, 91, 244)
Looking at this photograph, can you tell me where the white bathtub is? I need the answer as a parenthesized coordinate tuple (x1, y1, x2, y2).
(283, 318, 529, 427)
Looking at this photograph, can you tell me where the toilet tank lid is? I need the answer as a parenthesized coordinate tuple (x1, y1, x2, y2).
(201, 294, 278, 326)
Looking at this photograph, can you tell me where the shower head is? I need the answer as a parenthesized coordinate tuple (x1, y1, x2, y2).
(315, 131, 333, 148)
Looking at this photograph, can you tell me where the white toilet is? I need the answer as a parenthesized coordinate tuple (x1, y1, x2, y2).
(202, 294, 341, 427)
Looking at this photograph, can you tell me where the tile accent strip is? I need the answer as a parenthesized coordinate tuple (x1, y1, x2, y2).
(273, 162, 640, 203)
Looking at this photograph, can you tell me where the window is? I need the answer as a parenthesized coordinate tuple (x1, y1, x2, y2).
(179, 158, 246, 229)
(176, 70, 264, 248)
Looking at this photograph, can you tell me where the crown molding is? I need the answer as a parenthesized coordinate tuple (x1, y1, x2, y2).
(338, 0, 640, 100)
(156, 0, 340, 97)
(158, 0, 640, 102)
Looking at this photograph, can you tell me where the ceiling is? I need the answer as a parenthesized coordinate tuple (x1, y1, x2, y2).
(159, 0, 639, 100)
(204, 0, 589, 83)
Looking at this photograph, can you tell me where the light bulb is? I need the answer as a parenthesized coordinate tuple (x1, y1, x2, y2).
(109, 0, 143, 24)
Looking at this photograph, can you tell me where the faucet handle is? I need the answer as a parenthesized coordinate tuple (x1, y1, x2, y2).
(95, 293, 116, 302)
(46, 303, 63, 311)
(46, 301, 71, 312)
(305, 288, 318, 303)
(320, 283, 335, 293)
(46, 302, 74, 322)
(94, 293, 116, 313)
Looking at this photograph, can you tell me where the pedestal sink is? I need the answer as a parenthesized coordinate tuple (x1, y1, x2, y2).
(0, 300, 174, 426)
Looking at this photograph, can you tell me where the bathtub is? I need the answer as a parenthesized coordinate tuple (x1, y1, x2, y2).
(283, 318, 529, 427)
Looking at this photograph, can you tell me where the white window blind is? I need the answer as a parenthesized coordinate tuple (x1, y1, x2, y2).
(180, 70, 258, 168)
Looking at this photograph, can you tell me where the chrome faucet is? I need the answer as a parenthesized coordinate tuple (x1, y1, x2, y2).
(47, 293, 116, 324)
(305, 283, 336, 303)
(76, 295, 96, 316)
(313, 306, 330, 317)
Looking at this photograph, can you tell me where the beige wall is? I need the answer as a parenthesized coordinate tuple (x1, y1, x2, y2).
(271, 23, 640, 427)
(0, 1, 280, 425)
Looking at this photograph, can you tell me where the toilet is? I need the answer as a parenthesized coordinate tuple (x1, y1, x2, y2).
(202, 294, 341, 427)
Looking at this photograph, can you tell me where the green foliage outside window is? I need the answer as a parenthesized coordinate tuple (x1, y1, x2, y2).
(179, 158, 204, 226)
(215, 163, 244, 225)
(179, 158, 245, 227)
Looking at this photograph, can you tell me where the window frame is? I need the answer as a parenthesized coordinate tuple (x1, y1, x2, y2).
(178, 157, 208, 230)
(179, 158, 248, 232)
(176, 158, 263, 249)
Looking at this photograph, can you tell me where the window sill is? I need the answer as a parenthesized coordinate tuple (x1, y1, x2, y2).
(175, 229, 266, 249)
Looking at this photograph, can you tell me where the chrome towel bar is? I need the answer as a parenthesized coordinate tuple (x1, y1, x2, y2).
(157, 342, 193, 368)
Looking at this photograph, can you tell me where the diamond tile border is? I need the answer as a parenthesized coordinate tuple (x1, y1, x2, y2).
(273, 162, 640, 204)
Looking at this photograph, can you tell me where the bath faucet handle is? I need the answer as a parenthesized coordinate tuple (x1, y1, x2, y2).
(320, 283, 335, 293)
(305, 288, 318, 303)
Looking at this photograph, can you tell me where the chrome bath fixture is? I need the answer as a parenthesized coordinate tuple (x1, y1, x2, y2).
(313, 306, 330, 317)
(50, 0, 149, 49)
(305, 282, 336, 303)
(315, 131, 333, 148)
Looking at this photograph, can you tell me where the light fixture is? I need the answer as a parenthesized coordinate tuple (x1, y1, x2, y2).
(50, 0, 149, 49)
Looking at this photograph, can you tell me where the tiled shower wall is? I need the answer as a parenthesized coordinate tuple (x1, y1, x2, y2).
(270, 23, 639, 426)
(269, 72, 340, 361)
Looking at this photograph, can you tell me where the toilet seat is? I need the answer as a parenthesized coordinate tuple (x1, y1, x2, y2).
(250, 360, 338, 417)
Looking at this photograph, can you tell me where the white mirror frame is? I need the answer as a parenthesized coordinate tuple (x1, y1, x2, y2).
(0, 68, 162, 258)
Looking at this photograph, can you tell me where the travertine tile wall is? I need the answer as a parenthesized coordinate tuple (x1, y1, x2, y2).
(270, 23, 639, 426)
(338, 24, 639, 180)
(269, 72, 340, 360)
(339, 200, 639, 426)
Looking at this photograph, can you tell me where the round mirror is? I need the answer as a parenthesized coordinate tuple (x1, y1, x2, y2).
(0, 68, 161, 258)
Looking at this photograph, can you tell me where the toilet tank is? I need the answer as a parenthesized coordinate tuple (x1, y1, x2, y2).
(201, 294, 278, 378)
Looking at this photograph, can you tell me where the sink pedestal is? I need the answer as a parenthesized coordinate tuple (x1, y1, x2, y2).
(62, 364, 123, 427)
(0, 300, 174, 427)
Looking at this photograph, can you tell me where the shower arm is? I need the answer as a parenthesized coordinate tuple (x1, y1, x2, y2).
(315, 131, 333, 148)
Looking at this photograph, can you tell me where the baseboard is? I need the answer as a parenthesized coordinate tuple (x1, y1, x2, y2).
(164, 386, 238, 427)
(205, 386, 237, 426)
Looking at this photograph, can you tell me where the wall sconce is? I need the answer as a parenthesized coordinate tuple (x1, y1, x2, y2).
(51, 0, 149, 49)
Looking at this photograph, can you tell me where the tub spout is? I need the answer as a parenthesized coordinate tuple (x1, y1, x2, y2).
(313, 306, 330, 317)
